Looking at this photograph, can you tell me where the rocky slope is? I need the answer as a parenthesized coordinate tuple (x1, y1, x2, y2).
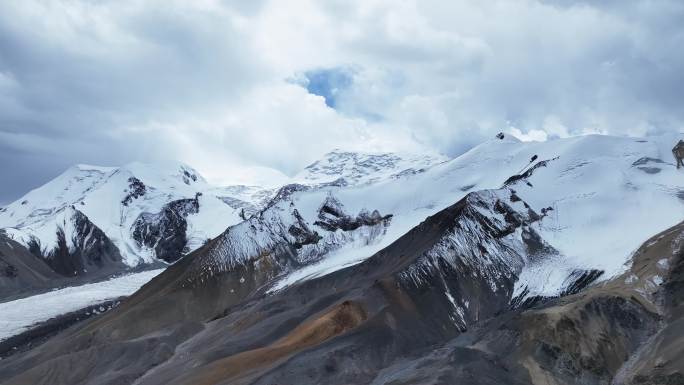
(0, 231, 62, 299)
(385, 219, 684, 385)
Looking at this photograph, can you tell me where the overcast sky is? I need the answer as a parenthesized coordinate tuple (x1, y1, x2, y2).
(1, 0, 683, 204)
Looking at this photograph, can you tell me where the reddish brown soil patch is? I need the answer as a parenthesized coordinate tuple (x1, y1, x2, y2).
(172, 300, 367, 385)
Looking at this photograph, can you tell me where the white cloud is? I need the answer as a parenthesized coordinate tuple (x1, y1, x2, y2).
(109, 82, 424, 184)
(509, 127, 548, 142)
(0, 0, 683, 202)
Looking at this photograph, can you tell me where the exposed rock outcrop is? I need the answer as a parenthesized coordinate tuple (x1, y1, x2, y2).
(23, 208, 125, 278)
(314, 196, 392, 232)
(121, 177, 146, 206)
(131, 195, 201, 263)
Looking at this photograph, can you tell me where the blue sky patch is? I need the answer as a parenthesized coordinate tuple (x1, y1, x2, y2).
(299, 67, 354, 108)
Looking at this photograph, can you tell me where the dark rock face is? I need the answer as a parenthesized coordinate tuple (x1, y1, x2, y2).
(503, 157, 558, 187)
(288, 209, 322, 249)
(632, 157, 666, 174)
(264, 183, 310, 210)
(314, 196, 392, 232)
(131, 196, 200, 263)
(55, 210, 123, 277)
(559, 269, 604, 296)
(23, 209, 125, 279)
(122, 177, 146, 206)
(181, 168, 199, 185)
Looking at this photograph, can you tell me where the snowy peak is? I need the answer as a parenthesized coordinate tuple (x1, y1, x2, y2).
(3, 205, 125, 278)
(73, 164, 118, 173)
(0, 162, 207, 229)
(118, 161, 207, 189)
(295, 149, 447, 185)
(0, 161, 266, 270)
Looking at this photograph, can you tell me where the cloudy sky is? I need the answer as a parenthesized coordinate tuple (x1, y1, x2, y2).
(1, 0, 683, 204)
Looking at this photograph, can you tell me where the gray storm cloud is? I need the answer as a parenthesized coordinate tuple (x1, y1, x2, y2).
(0, 0, 683, 203)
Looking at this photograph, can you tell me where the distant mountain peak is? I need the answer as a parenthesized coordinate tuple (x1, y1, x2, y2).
(73, 164, 118, 173)
(0, 161, 271, 272)
(295, 149, 448, 185)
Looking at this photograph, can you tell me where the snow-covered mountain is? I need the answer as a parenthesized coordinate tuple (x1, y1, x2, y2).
(0, 162, 268, 273)
(0, 151, 447, 282)
(183, 133, 684, 301)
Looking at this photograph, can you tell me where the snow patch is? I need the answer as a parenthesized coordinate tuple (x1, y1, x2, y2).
(0, 269, 163, 341)
(656, 258, 670, 270)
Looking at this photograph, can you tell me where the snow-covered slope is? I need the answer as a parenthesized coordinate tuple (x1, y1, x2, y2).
(190, 134, 684, 302)
(0, 269, 163, 341)
(0, 163, 270, 270)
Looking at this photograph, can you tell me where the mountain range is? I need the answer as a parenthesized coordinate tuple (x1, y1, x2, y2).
(0, 133, 683, 384)
(0, 150, 445, 297)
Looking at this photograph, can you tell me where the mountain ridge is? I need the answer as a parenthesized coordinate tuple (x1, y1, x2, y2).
(0, 151, 447, 296)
